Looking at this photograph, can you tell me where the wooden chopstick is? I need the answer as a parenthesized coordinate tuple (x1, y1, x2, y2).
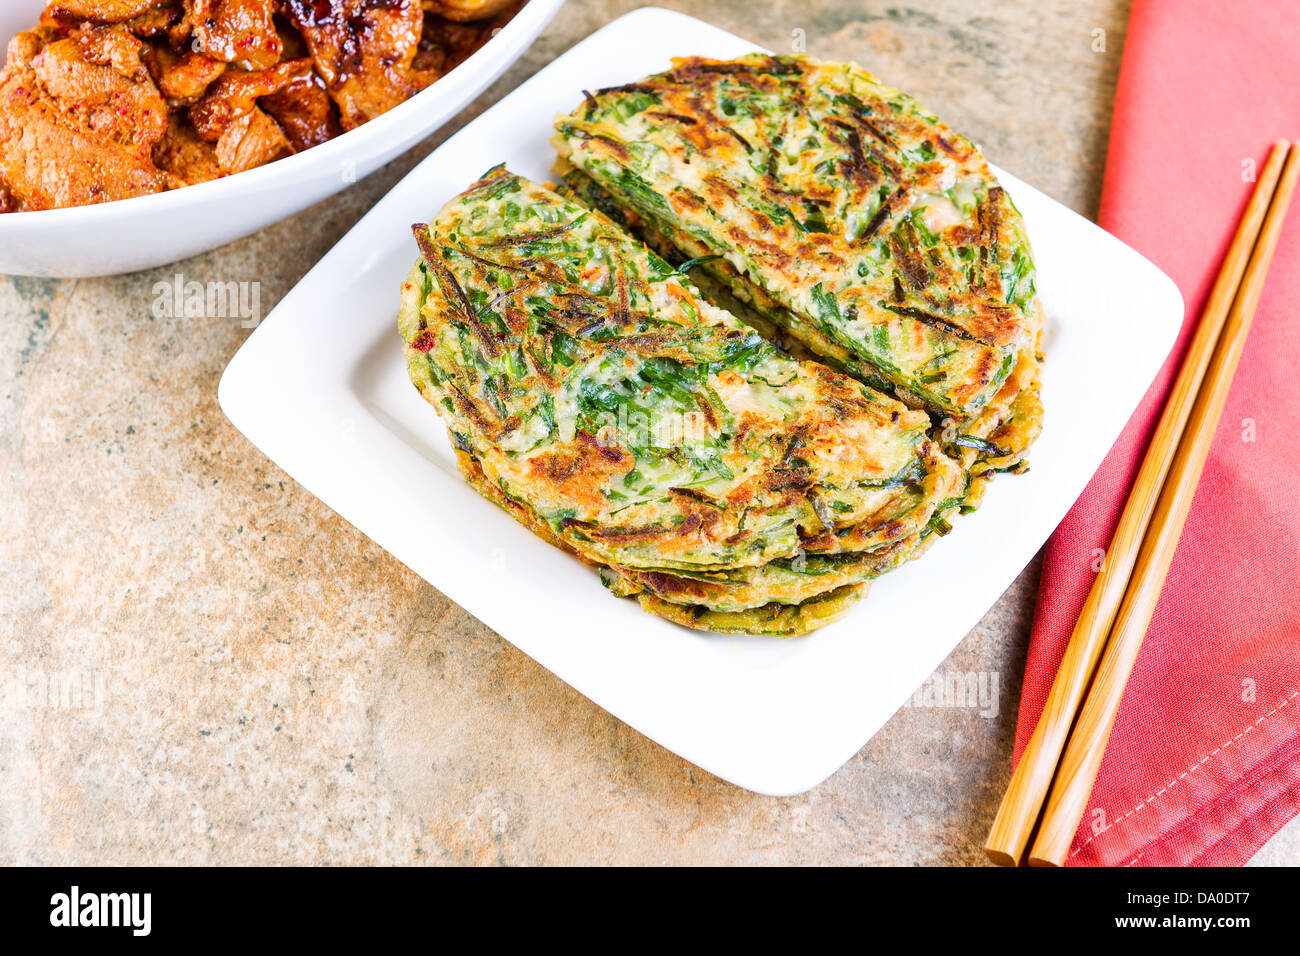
(984, 139, 1295, 867)
(1027, 141, 1300, 865)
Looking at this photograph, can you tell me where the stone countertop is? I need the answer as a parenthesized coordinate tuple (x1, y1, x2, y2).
(2, 0, 1295, 865)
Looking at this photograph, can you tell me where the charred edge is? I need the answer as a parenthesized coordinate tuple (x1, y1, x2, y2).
(975, 186, 1004, 289)
(646, 110, 698, 126)
(561, 126, 631, 160)
(448, 382, 494, 434)
(798, 529, 838, 552)
(482, 220, 578, 247)
(462, 248, 531, 278)
(881, 304, 984, 344)
(966, 349, 1002, 392)
(671, 57, 802, 79)
(780, 429, 806, 466)
(694, 391, 719, 430)
(724, 127, 753, 153)
(764, 469, 814, 493)
(614, 267, 632, 326)
(631, 570, 714, 601)
(576, 429, 627, 463)
(826, 117, 904, 180)
(851, 116, 902, 165)
(857, 116, 894, 148)
(460, 164, 511, 197)
(538, 294, 625, 336)
(412, 226, 505, 359)
(593, 81, 661, 97)
(858, 189, 902, 245)
(890, 223, 932, 291)
(571, 512, 702, 544)
(827, 118, 868, 171)
(668, 486, 723, 507)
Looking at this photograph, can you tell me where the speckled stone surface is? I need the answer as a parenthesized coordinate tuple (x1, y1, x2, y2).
(2, 0, 1296, 866)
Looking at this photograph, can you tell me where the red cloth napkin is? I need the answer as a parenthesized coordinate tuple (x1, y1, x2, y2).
(1013, 0, 1300, 866)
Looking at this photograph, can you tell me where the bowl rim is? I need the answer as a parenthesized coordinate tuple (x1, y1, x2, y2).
(0, 0, 566, 227)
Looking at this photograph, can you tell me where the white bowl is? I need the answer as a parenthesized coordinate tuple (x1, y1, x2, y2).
(0, 0, 565, 277)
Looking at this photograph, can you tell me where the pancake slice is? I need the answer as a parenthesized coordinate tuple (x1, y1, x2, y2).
(552, 54, 1044, 477)
(400, 166, 966, 634)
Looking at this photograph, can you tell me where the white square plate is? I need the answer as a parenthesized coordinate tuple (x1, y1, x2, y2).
(219, 7, 1183, 795)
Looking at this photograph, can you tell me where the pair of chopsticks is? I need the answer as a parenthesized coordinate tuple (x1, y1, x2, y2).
(985, 140, 1300, 868)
